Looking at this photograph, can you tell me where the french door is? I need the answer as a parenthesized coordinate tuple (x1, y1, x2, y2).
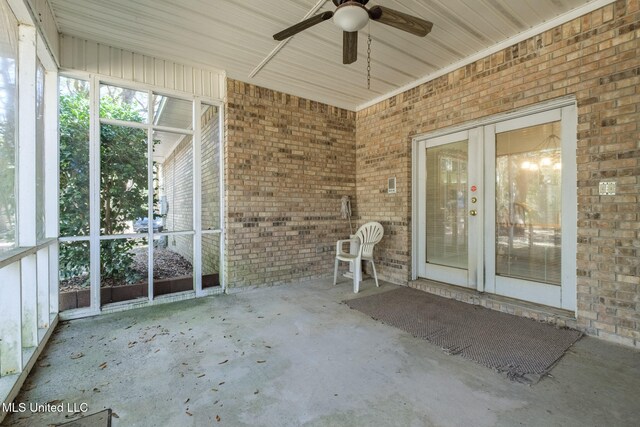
(416, 105, 577, 310)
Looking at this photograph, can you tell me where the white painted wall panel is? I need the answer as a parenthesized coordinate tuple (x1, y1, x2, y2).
(122, 49, 133, 81)
(24, 0, 60, 63)
(164, 62, 175, 91)
(113, 48, 123, 79)
(60, 35, 224, 100)
(98, 43, 110, 76)
(184, 65, 194, 95)
(154, 58, 164, 88)
(133, 52, 144, 82)
(143, 56, 154, 85)
(175, 65, 184, 93)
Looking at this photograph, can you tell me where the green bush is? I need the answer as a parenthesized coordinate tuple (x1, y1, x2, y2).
(59, 84, 153, 285)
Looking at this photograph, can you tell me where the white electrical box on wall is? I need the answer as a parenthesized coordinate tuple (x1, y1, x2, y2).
(388, 177, 396, 194)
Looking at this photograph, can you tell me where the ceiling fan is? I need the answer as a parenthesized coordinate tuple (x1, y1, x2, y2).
(273, 0, 433, 65)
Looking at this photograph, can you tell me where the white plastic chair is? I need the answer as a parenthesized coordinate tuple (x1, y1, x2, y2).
(333, 222, 384, 293)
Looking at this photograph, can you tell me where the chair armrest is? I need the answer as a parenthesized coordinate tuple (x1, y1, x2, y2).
(336, 237, 359, 257)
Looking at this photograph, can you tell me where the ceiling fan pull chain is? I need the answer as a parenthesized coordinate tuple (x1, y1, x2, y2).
(367, 33, 372, 90)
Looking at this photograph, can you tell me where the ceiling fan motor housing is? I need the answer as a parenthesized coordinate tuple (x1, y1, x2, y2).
(273, 0, 433, 65)
(333, 1, 370, 32)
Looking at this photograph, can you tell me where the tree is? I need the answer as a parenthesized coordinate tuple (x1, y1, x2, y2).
(59, 82, 153, 285)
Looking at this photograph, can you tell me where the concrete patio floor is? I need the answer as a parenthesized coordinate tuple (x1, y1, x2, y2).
(2, 279, 639, 427)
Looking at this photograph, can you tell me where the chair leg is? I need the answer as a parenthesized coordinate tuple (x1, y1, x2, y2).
(333, 258, 339, 285)
(353, 260, 360, 293)
(371, 260, 379, 287)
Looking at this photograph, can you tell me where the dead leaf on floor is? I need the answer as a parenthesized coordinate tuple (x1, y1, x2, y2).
(218, 359, 228, 365)
(186, 411, 193, 416)
(112, 412, 120, 419)
(216, 415, 221, 422)
(46, 399, 62, 405)
(38, 361, 51, 368)
(143, 334, 157, 343)
(254, 390, 259, 395)
(99, 362, 107, 369)
(70, 352, 84, 359)
(184, 398, 190, 404)
(265, 345, 271, 349)
(93, 387, 100, 393)
(197, 374, 205, 378)
(257, 360, 266, 364)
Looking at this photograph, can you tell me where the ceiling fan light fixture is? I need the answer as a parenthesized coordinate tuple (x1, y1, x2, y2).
(333, 2, 369, 32)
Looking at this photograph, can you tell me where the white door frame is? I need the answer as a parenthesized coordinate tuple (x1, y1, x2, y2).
(412, 98, 577, 312)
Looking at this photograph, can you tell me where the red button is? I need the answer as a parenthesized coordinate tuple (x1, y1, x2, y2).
(471, 185, 477, 192)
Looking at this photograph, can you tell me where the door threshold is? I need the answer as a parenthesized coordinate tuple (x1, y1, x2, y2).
(409, 278, 577, 329)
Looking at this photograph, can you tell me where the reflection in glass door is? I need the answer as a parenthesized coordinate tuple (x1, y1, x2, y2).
(495, 122, 562, 285)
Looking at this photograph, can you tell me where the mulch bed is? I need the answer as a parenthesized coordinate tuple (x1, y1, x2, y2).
(59, 248, 193, 292)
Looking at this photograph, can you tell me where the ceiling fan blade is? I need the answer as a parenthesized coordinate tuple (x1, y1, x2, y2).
(343, 31, 358, 64)
(369, 5, 433, 37)
(273, 11, 334, 41)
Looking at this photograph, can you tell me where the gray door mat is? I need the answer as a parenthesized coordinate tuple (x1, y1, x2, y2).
(345, 287, 582, 384)
(55, 409, 112, 427)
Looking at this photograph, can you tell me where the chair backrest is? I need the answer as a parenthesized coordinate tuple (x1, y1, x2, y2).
(356, 222, 384, 259)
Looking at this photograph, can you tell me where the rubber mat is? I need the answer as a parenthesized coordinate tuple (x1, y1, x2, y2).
(345, 287, 582, 383)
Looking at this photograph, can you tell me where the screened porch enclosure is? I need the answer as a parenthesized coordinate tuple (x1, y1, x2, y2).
(58, 77, 224, 313)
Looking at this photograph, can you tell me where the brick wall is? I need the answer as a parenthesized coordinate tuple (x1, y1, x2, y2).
(356, 0, 639, 347)
(163, 134, 194, 262)
(161, 105, 221, 273)
(225, 80, 357, 288)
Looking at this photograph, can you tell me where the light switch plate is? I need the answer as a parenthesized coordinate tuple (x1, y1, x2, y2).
(599, 181, 616, 195)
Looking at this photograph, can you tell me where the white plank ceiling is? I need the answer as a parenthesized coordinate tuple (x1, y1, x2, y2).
(49, 0, 602, 110)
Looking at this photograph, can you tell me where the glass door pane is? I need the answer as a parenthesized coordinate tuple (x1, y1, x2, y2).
(495, 122, 562, 285)
(426, 140, 468, 269)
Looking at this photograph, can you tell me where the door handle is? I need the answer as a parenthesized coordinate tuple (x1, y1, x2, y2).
(469, 209, 477, 216)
